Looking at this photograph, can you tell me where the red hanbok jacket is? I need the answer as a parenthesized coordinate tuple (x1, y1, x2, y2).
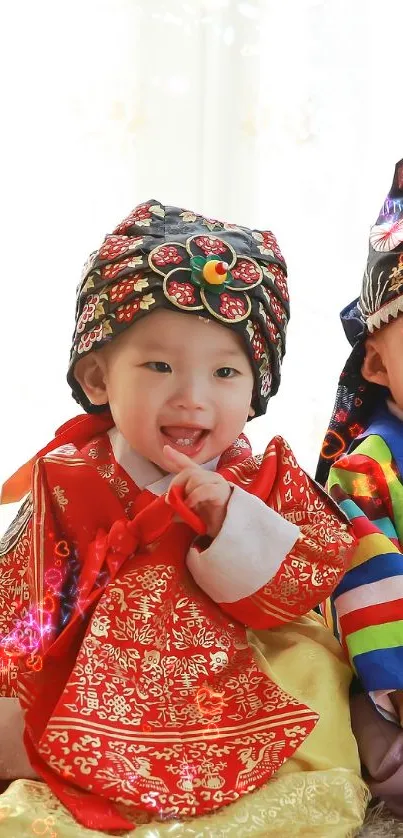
(0, 414, 354, 831)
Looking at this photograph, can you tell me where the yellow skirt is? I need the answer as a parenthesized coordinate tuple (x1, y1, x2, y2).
(0, 613, 369, 837)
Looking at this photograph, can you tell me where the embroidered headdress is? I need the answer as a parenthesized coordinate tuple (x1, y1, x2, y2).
(67, 200, 289, 417)
(317, 158, 403, 484)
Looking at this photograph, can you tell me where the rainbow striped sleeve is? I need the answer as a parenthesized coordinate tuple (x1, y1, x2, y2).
(327, 435, 403, 692)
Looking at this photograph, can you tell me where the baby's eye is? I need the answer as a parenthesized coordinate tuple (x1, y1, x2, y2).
(214, 367, 238, 379)
(145, 362, 172, 373)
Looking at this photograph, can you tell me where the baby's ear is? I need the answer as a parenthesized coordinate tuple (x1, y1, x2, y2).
(361, 335, 390, 387)
(248, 405, 256, 418)
(73, 352, 108, 406)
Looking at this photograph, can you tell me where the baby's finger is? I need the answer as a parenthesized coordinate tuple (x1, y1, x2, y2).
(163, 444, 201, 474)
(186, 484, 227, 509)
(179, 469, 218, 497)
(166, 466, 205, 505)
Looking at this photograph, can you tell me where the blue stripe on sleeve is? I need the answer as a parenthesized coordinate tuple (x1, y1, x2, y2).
(334, 552, 403, 597)
(354, 646, 403, 692)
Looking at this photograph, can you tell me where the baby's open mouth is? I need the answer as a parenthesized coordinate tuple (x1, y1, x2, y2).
(160, 426, 209, 449)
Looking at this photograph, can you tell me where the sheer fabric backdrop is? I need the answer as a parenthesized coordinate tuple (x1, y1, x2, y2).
(1, 0, 402, 529)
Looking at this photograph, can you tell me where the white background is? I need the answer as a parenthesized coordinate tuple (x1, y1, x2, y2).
(1, 0, 403, 531)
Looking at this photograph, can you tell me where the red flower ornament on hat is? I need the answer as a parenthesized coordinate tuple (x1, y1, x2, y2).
(149, 235, 263, 324)
(193, 235, 227, 256)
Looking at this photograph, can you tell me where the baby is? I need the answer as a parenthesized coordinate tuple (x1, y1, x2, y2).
(317, 158, 403, 815)
(0, 201, 367, 836)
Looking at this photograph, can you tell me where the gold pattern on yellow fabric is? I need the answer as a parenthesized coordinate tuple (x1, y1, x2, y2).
(0, 771, 369, 837)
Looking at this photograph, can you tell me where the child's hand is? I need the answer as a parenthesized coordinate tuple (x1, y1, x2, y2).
(164, 445, 231, 539)
(390, 690, 403, 726)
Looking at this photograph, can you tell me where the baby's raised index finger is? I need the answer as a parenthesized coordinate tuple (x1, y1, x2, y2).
(163, 444, 201, 473)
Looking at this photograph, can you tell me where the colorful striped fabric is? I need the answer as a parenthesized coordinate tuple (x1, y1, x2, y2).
(326, 410, 403, 693)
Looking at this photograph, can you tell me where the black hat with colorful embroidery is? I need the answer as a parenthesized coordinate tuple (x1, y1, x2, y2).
(316, 158, 403, 485)
(67, 200, 290, 417)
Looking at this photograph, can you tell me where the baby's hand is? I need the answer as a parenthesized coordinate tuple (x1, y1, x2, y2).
(390, 690, 403, 726)
(164, 445, 231, 539)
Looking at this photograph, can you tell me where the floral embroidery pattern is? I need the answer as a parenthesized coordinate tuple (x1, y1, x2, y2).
(114, 202, 165, 234)
(193, 235, 227, 256)
(149, 235, 260, 324)
(115, 301, 140, 323)
(266, 264, 289, 302)
(202, 216, 225, 231)
(1, 430, 359, 827)
(370, 218, 403, 252)
(179, 210, 197, 223)
(259, 354, 273, 398)
(253, 229, 284, 262)
(76, 294, 106, 334)
(219, 293, 247, 320)
(109, 477, 129, 498)
(248, 321, 266, 360)
(110, 276, 149, 304)
(166, 280, 196, 306)
(98, 235, 144, 261)
(115, 294, 155, 324)
(77, 321, 112, 354)
(97, 464, 115, 479)
(246, 320, 273, 396)
(102, 255, 142, 281)
(232, 259, 261, 284)
(98, 236, 144, 261)
(258, 302, 280, 345)
(265, 289, 287, 327)
(0, 768, 368, 835)
(389, 253, 403, 292)
(152, 245, 183, 266)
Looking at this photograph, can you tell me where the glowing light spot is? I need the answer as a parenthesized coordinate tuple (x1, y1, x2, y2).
(31, 815, 54, 835)
(195, 685, 225, 717)
(26, 654, 43, 672)
(349, 424, 364, 438)
(42, 593, 56, 614)
(45, 568, 63, 588)
(352, 475, 378, 498)
(55, 540, 70, 558)
(320, 430, 346, 461)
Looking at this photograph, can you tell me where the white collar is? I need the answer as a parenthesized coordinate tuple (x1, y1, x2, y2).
(108, 427, 220, 496)
(387, 399, 403, 423)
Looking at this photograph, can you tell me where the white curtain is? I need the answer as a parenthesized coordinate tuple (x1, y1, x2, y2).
(1, 0, 403, 530)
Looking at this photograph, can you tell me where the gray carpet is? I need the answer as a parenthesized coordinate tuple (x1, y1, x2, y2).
(359, 803, 403, 837)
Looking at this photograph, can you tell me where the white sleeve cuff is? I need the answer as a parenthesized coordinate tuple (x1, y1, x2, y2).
(186, 484, 300, 603)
